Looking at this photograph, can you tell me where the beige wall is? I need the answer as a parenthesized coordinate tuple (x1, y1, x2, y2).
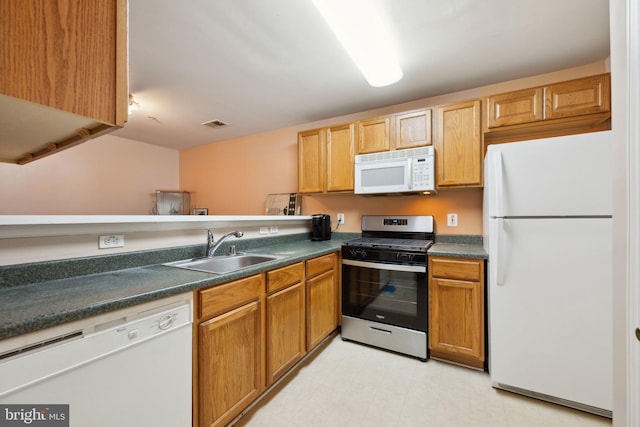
(0, 135, 179, 214)
(180, 61, 608, 235)
(180, 128, 298, 213)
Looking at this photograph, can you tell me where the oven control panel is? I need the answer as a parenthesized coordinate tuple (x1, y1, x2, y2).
(342, 246, 426, 265)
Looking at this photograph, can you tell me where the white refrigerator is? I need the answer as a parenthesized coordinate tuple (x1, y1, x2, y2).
(483, 131, 613, 417)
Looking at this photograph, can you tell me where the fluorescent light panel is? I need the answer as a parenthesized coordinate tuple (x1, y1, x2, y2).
(312, 0, 403, 87)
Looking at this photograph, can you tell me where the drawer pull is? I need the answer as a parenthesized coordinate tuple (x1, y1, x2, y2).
(369, 326, 392, 335)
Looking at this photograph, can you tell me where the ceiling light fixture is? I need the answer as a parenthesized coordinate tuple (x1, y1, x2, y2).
(312, 0, 403, 87)
(128, 94, 140, 114)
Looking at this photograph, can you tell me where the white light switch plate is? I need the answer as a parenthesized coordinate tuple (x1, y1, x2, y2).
(447, 214, 458, 227)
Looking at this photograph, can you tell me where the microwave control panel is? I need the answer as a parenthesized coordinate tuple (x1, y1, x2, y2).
(411, 156, 434, 190)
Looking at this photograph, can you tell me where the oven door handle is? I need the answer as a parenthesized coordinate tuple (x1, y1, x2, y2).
(342, 259, 426, 273)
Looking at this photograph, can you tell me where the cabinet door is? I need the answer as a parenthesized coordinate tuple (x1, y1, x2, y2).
(266, 282, 305, 386)
(394, 109, 432, 149)
(298, 128, 325, 193)
(435, 99, 483, 188)
(487, 88, 543, 128)
(306, 269, 338, 350)
(429, 277, 483, 365)
(326, 123, 355, 192)
(199, 301, 263, 427)
(544, 74, 611, 120)
(357, 117, 390, 154)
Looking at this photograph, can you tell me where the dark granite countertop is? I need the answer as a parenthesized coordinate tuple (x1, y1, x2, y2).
(428, 243, 487, 259)
(0, 234, 352, 341)
(428, 234, 487, 259)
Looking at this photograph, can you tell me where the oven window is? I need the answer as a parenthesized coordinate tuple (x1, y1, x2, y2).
(342, 263, 427, 331)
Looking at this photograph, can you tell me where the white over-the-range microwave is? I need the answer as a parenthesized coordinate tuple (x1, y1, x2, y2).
(354, 146, 436, 195)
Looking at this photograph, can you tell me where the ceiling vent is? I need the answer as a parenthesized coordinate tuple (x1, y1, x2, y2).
(202, 120, 228, 129)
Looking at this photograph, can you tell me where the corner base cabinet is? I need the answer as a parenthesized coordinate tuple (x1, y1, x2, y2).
(428, 256, 485, 369)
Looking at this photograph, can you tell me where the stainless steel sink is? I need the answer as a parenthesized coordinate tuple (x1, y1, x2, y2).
(164, 253, 284, 274)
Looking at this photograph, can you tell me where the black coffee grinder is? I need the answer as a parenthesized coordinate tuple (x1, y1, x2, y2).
(311, 214, 331, 241)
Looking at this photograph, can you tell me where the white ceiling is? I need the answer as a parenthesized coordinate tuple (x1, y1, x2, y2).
(114, 0, 610, 151)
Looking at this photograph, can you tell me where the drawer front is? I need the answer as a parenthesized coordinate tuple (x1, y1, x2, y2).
(199, 274, 264, 320)
(430, 257, 482, 281)
(306, 253, 336, 278)
(267, 262, 304, 294)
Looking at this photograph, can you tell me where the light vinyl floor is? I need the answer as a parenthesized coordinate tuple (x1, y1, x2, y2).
(233, 335, 612, 427)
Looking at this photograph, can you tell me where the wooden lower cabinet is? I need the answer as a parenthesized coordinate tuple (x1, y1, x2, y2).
(196, 274, 265, 427)
(198, 299, 263, 427)
(195, 254, 340, 426)
(428, 256, 485, 369)
(265, 263, 306, 386)
(306, 253, 339, 350)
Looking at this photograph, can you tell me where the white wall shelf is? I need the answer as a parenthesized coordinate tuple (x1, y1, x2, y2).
(0, 215, 313, 238)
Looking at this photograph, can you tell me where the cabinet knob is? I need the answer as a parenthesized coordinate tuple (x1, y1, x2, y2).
(636, 328, 640, 342)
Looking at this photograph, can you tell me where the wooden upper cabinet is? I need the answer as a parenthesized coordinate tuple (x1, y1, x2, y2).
(0, 0, 128, 164)
(544, 74, 611, 119)
(435, 99, 483, 188)
(484, 74, 611, 144)
(326, 123, 355, 192)
(298, 123, 354, 193)
(357, 117, 390, 154)
(394, 109, 432, 149)
(487, 88, 543, 128)
(358, 110, 432, 154)
(298, 128, 325, 193)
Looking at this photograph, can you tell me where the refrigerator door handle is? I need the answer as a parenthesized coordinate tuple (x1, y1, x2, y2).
(493, 151, 504, 217)
(496, 217, 505, 286)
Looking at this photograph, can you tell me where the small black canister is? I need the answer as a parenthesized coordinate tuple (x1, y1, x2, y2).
(311, 214, 331, 241)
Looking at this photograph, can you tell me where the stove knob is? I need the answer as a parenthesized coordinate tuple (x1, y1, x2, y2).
(350, 249, 357, 257)
(360, 250, 367, 258)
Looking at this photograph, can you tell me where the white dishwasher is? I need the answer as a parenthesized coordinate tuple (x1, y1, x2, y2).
(0, 293, 193, 427)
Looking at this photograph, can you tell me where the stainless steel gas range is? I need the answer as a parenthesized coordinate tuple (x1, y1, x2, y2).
(341, 215, 434, 360)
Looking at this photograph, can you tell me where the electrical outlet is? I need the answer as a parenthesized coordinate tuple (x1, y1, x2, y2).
(270, 226, 278, 234)
(99, 235, 125, 249)
(259, 227, 269, 235)
(337, 213, 345, 225)
(447, 213, 458, 227)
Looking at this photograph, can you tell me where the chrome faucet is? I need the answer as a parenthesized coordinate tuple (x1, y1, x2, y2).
(207, 229, 243, 257)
